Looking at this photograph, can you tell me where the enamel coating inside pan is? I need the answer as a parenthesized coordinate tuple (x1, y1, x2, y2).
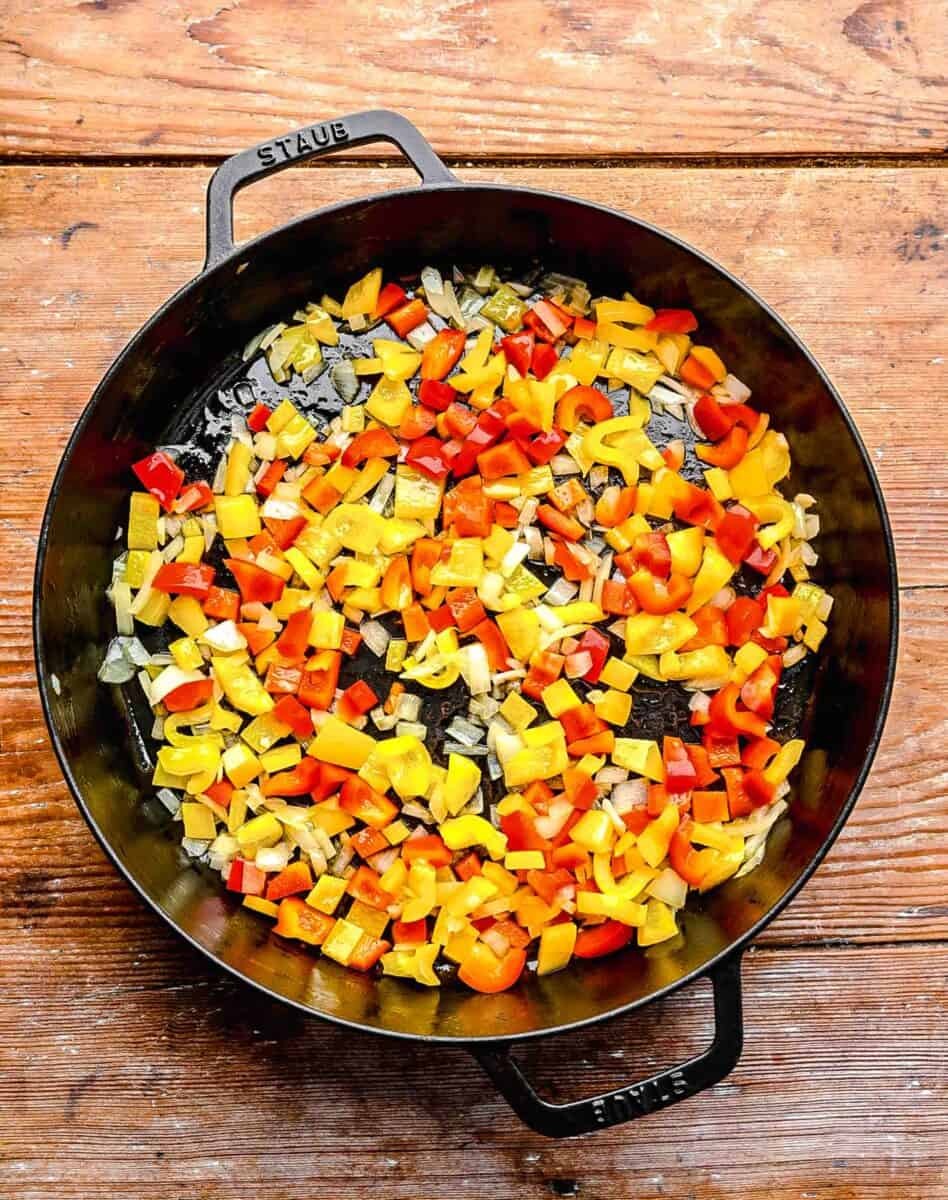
(34, 184, 897, 1042)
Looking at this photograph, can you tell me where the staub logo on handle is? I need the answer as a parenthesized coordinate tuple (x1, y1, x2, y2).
(257, 120, 349, 167)
(591, 1070, 689, 1125)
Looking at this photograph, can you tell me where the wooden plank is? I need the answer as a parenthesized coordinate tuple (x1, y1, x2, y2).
(0, 165, 946, 948)
(1, 0, 947, 158)
(0, 936, 944, 1199)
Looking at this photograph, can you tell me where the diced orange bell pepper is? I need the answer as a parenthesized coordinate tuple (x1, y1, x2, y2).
(265, 860, 314, 901)
(203, 586, 240, 622)
(339, 776, 398, 829)
(421, 328, 466, 380)
(555, 385, 613, 432)
(381, 556, 413, 611)
(273, 897, 335, 945)
(458, 942, 527, 993)
(342, 427, 400, 468)
(347, 865, 395, 910)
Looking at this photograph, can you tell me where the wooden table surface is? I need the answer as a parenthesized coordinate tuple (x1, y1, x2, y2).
(1, 3, 946, 1197)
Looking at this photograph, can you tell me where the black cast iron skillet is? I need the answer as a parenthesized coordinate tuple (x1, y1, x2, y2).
(34, 111, 898, 1137)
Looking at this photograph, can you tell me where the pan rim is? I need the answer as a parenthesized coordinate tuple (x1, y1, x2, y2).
(33, 179, 900, 1044)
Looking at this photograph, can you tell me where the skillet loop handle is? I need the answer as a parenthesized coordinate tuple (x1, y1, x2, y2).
(471, 955, 743, 1138)
(204, 109, 457, 269)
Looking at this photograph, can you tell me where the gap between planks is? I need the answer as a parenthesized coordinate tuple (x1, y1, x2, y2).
(2, 152, 947, 171)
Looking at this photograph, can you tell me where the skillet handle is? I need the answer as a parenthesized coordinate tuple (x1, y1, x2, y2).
(204, 110, 457, 269)
(470, 955, 743, 1138)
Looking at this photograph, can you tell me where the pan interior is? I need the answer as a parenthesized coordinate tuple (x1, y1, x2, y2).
(36, 185, 895, 1040)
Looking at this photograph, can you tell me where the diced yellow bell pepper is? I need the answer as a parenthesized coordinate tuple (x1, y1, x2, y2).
(444, 753, 481, 816)
(224, 440, 253, 497)
(613, 738, 664, 782)
(659, 646, 731, 682)
(504, 564, 547, 604)
(401, 861, 438, 922)
(157, 741, 220, 778)
(496, 606, 540, 662)
(236, 812, 283, 850)
(366, 376, 412, 426)
(124, 549, 151, 588)
(175, 534, 204, 565)
(214, 494, 261, 540)
(597, 321, 659, 352)
(309, 609, 345, 650)
(451, 351, 506, 395)
(503, 734, 568, 789)
(222, 742, 262, 787)
(259, 743, 302, 774)
(625, 612, 697, 656)
(537, 922, 577, 976)
(169, 636, 203, 672)
(571, 809, 616, 855)
(378, 518, 427, 555)
(284, 547, 323, 592)
(732, 641, 768, 683)
(373, 338, 422, 380)
(596, 297, 655, 325)
(383, 819, 411, 846)
(181, 801, 216, 840)
(704, 467, 733, 501)
(211, 702, 242, 734)
(605, 513, 650, 552)
(341, 403, 365, 432)
(381, 943, 440, 986)
(265, 399, 297, 434)
(460, 327, 493, 373)
(638, 898, 679, 946)
(212, 656, 274, 716)
(321, 918, 365, 966)
(430, 538, 484, 588)
(599, 656, 638, 691)
(763, 738, 805, 785)
(309, 716, 375, 769)
(347, 900, 390, 939)
(439, 815, 507, 861)
(690, 345, 726, 383)
(481, 860, 519, 896)
(637, 802, 680, 867)
(499, 691, 537, 731)
(655, 332, 690, 375)
(243, 895, 280, 919)
(594, 689, 633, 726)
(603, 348, 664, 396)
(667, 527, 705, 577)
(226, 790, 248, 833)
(241, 710, 291, 753)
(345, 457, 390, 502)
(548, 602, 605, 627)
(373, 735, 432, 798)
(697, 846, 744, 892)
(690, 822, 743, 855)
(761, 595, 802, 638)
(685, 543, 736, 615)
(128, 492, 160, 551)
(445, 876, 499, 917)
(542, 678, 582, 717)
(309, 801, 355, 837)
(566, 338, 608, 386)
(342, 267, 382, 318)
(504, 850, 546, 871)
(803, 618, 827, 651)
(394, 465, 444, 521)
(135, 589, 171, 627)
(379, 857, 408, 896)
(322, 503, 386, 555)
(577, 890, 646, 926)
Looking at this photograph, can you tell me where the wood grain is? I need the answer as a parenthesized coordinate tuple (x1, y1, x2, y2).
(0, 934, 945, 1198)
(1, 0, 947, 159)
(1, 162, 947, 1195)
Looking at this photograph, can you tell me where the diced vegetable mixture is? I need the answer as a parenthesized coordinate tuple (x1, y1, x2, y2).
(101, 263, 832, 993)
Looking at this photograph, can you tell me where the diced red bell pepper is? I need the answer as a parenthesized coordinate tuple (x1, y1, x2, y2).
(530, 299, 572, 340)
(740, 656, 782, 720)
(707, 682, 770, 740)
(337, 680, 379, 725)
(559, 703, 605, 744)
(697, 424, 749, 470)
(297, 650, 342, 710)
(471, 617, 511, 671)
(628, 531, 672, 579)
(626, 570, 692, 615)
(174, 480, 214, 513)
(555, 385, 613, 432)
(454, 852, 483, 881)
(256, 458, 287, 498)
(451, 408, 507, 477)
(646, 782, 671, 817)
(342, 427, 400, 468)
(742, 735, 781, 770)
(444, 587, 486, 633)
(693, 394, 737, 441)
(536, 504, 585, 542)
(572, 316, 596, 340)
(418, 378, 456, 412)
(517, 427, 567, 465)
(203, 585, 240, 622)
(410, 538, 442, 595)
(574, 920, 634, 959)
(309, 762, 354, 803)
(477, 440, 533, 480)
(421, 328, 466, 380)
(339, 776, 398, 829)
(680, 354, 717, 391)
(443, 477, 493, 538)
(682, 605, 728, 650)
(595, 485, 637, 527)
(275, 608, 313, 661)
(132, 451, 184, 510)
(577, 628, 610, 684)
(458, 942, 527, 993)
(386, 298, 428, 338)
(443, 401, 477, 439)
(526, 868, 575, 906)
(672, 482, 725, 531)
(402, 835, 453, 867)
(163, 678, 214, 712)
(669, 820, 717, 886)
(501, 331, 535, 376)
(391, 918, 428, 944)
(238, 622, 276, 656)
(743, 768, 778, 808)
(404, 435, 450, 482)
(715, 505, 759, 564)
(399, 405, 437, 441)
(662, 736, 699, 794)
(264, 515, 307, 551)
(744, 543, 779, 575)
(248, 529, 280, 558)
(645, 309, 698, 334)
(265, 860, 314, 901)
(204, 779, 234, 809)
(722, 767, 753, 818)
(522, 650, 565, 700)
(226, 558, 285, 604)
(347, 865, 395, 910)
(226, 858, 267, 896)
(340, 627, 362, 656)
(702, 731, 741, 768)
(373, 281, 409, 319)
(601, 578, 638, 616)
(685, 742, 719, 788)
(247, 402, 272, 433)
(563, 765, 598, 810)
(726, 596, 765, 646)
(152, 562, 215, 599)
(530, 342, 559, 381)
(380, 555, 413, 611)
(552, 539, 592, 582)
(272, 693, 313, 739)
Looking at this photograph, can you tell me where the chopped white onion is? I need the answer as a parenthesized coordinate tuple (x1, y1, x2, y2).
(361, 620, 391, 657)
